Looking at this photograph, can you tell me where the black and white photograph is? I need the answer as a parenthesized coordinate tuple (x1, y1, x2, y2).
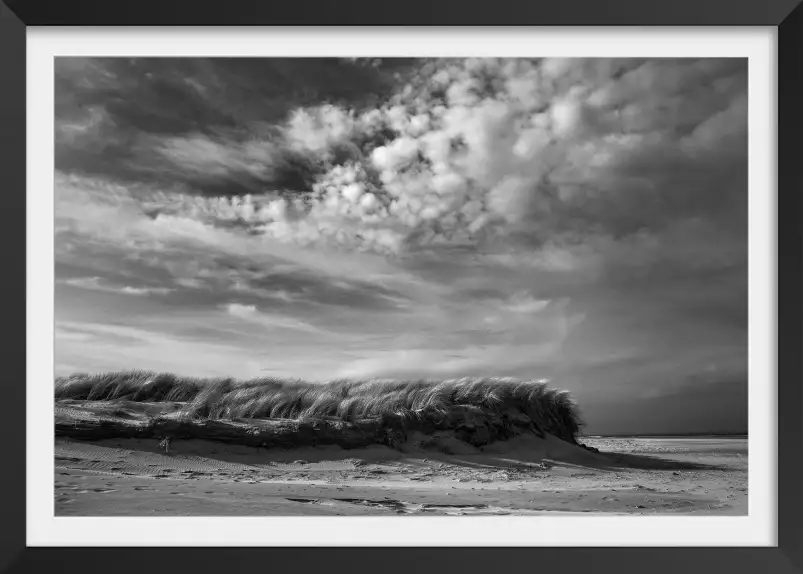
(53, 56, 749, 518)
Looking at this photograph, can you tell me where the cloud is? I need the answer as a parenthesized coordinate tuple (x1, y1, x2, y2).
(55, 320, 269, 378)
(54, 57, 422, 194)
(58, 276, 174, 296)
(284, 105, 358, 156)
(54, 171, 419, 287)
(56, 58, 746, 274)
(120, 286, 174, 296)
(151, 134, 281, 180)
(222, 302, 328, 335)
(335, 343, 561, 380)
(171, 57, 742, 271)
(225, 302, 258, 317)
(504, 292, 551, 314)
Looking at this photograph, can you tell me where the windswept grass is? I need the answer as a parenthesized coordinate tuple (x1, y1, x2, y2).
(55, 371, 584, 443)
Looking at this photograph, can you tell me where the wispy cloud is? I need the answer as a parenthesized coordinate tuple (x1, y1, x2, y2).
(55, 320, 269, 378)
(58, 276, 174, 296)
(223, 302, 330, 335)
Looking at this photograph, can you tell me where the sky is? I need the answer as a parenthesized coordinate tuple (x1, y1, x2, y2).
(54, 57, 748, 434)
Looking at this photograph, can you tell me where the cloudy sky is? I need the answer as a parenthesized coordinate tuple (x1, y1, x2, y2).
(55, 57, 748, 434)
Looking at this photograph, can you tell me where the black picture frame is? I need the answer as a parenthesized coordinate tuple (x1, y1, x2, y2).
(1, 1, 799, 573)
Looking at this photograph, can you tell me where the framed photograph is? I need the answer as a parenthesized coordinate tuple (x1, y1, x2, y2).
(1, 0, 800, 572)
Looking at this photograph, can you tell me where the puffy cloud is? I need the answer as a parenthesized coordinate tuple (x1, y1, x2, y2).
(55, 57, 746, 269)
(217, 58, 740, 270)
(283, 104, 357, 156)
(371, 136, 420, 171)
(225, 302, 258, 317)
(57, 58, 746, 270)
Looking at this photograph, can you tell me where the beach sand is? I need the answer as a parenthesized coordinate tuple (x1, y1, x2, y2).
(54, 434, 747, 516)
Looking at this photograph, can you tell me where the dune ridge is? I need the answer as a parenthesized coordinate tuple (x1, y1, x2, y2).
(55, 371, 585, 449)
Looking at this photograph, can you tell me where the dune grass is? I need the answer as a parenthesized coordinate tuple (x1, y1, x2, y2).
(55, 371, 584, 442)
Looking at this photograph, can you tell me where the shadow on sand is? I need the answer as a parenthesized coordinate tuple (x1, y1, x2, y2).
(589, 451, 728, 471)
(60, 433, 731, 474)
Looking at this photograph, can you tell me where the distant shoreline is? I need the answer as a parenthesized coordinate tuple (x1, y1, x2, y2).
(582, 434, 747, 439)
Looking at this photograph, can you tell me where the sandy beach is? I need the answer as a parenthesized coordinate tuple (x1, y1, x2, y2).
(55, 434, 747, 516)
